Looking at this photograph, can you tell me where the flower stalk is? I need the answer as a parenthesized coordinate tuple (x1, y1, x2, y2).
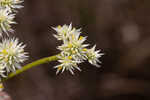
(1, 54, 59, 82)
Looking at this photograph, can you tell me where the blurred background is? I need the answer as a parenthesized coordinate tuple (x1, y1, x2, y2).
(3, 0, 150, 100)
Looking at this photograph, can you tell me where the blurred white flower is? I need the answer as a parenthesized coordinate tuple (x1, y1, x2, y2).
(53, 23, 104, 74)
(0, 8, 15, 36)
(86, 45, 104, 67)
(0, 38, 28, 75)
(0, 64, 6, 78)
(0, 0, 23, 11)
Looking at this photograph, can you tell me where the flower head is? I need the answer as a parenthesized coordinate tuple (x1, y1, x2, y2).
(53, 24, 82, 42)
(0, 8, 15, 36)
(54, 54, 81, 75)
(0, 38, 28, 76)
(86, 45, 104, 67)
(53, 23, 104, 74)
(0, 0, 23, 11)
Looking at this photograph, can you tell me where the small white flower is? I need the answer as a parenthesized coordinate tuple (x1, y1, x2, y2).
(0, 38, 28, 75)
(54, 54, 81, 75)
(53, 23, 81, 42)
(0, 0, 23, 11)
(0, 8, 15, 36)
(53, 23, 104, 74)
(58, 36, 88, 61)
(86, 45, 104, 67)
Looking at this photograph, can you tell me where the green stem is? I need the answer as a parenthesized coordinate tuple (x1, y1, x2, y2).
(2, 55, 59, 82)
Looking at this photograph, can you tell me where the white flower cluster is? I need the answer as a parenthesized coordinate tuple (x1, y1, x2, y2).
(53, 24, 104, 74)
(0, 0, 23, 36)
(0, 0, 27, 80)
(0, 38, 28, 78)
